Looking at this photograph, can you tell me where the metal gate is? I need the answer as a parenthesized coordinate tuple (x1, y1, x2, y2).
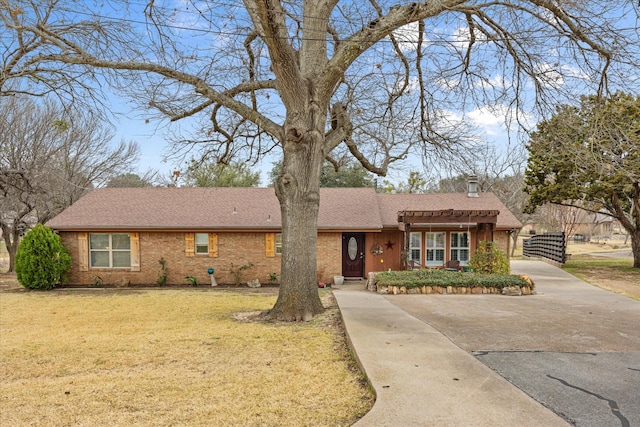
(523, 232, 568, 264)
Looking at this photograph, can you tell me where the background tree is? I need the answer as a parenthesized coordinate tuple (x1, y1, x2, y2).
(380, 171, 428, 194)
(2, 1, 638, 319)
(106, 172, 156, 188)
(181, 160, 260, 187)
(0, 96, 139, 272)
(269, 159, 373, 188)
(524, 92, 640, 267)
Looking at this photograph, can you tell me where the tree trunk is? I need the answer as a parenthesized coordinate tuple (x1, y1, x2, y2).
(268, 109, 326, 321)
(631, 229, 640, 269)
(0, 224, 18, 273)
(510, 230, 520, 258)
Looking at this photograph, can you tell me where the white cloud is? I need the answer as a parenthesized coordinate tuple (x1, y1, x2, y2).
(533, 62, 565, 88)
(451, 25, 488, 53)
(467, 105, 507, 136)
(391, 22, 427, 53)
(466, 104, 534, 136)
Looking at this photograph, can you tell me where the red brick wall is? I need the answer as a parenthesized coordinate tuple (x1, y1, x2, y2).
(60, 228, 515, 286)
(493, 230, 510, 255)
(60, 231, 343, 286)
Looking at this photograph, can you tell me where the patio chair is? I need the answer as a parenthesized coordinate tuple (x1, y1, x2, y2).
(444, 259, 460, 272)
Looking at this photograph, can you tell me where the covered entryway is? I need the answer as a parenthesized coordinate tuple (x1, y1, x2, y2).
(397, 209, 499, 270)
(342, 233, 365, 278)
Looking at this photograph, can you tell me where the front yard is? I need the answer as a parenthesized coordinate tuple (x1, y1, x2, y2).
(0, 287, 373, 426)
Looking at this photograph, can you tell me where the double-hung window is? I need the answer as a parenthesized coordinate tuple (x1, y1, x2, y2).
(89, 233, 131, 268)
(275, 233, 283, 255)
(450, 232, 470, 265)
(409, 232, 422, 268)
(425, 232, 445, 267)
(195, 233, 209, 255)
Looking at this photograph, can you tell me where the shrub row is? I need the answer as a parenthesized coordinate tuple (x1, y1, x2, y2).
(374, 269, 533, 290)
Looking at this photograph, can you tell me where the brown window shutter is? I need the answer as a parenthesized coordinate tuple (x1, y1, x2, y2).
(265, 233, 275, 257)
(78, 232, 89, 271)
(208, 233, 218, 257)
(185, 233, 195, 257)
(130, 233, 140, 271)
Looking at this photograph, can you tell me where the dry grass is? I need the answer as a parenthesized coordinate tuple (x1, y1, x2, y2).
(563, 254, 640, 301)
(0, 287, 373, 426)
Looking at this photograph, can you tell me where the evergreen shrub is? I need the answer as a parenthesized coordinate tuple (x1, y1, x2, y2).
(15, 224, 72, 290)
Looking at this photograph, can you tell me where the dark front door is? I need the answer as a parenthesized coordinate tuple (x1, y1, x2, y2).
(342, 233, 365, 278)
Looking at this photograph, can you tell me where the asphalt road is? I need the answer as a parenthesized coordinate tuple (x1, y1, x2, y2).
(386, 260, 640, 427)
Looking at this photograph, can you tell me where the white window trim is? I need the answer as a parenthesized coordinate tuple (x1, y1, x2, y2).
(195, 233, 209, 255)
(409, 232, 422, 268)
(425, 232, 445, 267)
(89, 233, 131, 268)
(275, 233, 283, 256)
(450, 231, 470, 266)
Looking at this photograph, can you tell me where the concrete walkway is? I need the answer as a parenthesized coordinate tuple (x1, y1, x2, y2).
(333, 275, 569, 426)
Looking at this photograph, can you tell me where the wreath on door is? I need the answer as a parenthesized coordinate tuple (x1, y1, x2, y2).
(370, 244, 383, 256)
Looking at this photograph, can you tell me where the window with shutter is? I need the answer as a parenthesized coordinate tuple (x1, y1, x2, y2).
(88, 233, 131, 268)
(195, 233, 209, 254)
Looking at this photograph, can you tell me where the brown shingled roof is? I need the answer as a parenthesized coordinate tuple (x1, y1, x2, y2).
(47, 187, 383, 231)
(375, 192, 521, 229)
(47, 187, 521, 231)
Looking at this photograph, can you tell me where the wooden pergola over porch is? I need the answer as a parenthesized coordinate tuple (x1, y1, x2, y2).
(397, 209, 500, 268)
(397, 209, 500, 227)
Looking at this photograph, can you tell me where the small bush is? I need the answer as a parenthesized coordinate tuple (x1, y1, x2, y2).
(469, 241, 510, 274)
(15, 224, 72, 290)
(229, 262, 253, 286)
(157, 258, 168, 286)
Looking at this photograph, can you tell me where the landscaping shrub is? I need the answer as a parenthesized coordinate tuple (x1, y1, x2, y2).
(469, 240, 510, 274)
(375, 269, 529, 290)
(15, 224, 72, 290)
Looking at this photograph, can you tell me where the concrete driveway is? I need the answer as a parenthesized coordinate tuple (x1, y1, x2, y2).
(385, 260, 640, 427)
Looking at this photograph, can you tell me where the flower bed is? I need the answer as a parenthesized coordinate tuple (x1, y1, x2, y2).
(369, 270, 535, 296)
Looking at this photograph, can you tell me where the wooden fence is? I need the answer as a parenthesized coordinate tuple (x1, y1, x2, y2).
(523, 232, 567, 264)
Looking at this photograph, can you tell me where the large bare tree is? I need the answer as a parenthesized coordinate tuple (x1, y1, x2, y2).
(0, 96, 139, 272)
(2, 0, 638, 319)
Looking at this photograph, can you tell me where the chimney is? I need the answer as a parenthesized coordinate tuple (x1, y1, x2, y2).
(467, 175, 479, 197)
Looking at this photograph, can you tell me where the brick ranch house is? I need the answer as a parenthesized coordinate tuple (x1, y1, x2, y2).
(47, 184, 521, 286)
